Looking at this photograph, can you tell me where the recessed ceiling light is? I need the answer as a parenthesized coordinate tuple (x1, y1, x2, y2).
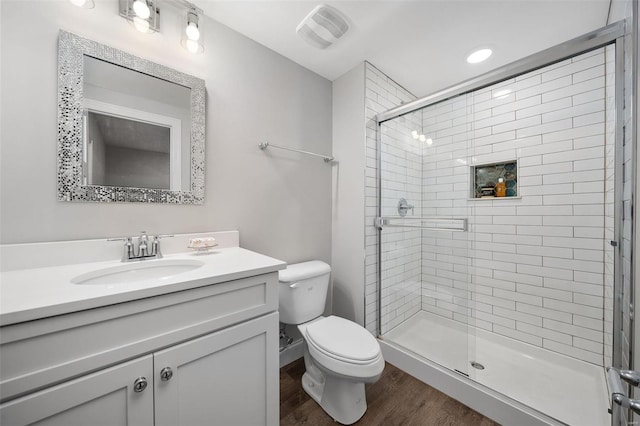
(69, 0, 95, 8)
(467, 48, 492, 64)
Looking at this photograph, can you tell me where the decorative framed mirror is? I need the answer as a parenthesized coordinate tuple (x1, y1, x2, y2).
(57, 31, 205, 203)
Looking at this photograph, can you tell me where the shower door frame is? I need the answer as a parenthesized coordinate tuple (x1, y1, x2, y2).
(374, 17, 632, 405)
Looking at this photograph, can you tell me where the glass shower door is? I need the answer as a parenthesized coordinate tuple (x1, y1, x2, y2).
(377, 97, 475, 377)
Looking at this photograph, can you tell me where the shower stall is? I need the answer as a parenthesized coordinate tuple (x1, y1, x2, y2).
(374, 21, 635, 426)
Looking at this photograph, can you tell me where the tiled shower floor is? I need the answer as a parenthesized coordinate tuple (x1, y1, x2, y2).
(383, 311, 609, 426)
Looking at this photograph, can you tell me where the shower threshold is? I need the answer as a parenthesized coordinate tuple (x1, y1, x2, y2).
(382, 311, 609, 426)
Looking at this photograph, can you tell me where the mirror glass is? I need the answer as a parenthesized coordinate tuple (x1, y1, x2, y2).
(58, 31, 205, 203)
(83, 56, 191, 191)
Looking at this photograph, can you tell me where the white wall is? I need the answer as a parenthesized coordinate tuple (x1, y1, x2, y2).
(0, 1, 332, 266)
(331, 63, 366, 324)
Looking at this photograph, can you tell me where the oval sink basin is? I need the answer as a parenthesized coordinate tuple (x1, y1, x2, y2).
(71, 259, 205, 285)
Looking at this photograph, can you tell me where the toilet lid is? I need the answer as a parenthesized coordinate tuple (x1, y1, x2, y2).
(305, 316, 380, 362)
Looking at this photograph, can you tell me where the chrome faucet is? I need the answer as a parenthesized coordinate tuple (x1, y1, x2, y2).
(137, 231, 150, 257)
(108, 232, 173, 262)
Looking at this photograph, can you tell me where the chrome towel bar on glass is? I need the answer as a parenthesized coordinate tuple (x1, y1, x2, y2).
(258, 141, 334, 163)
(375, 217, 468, 232)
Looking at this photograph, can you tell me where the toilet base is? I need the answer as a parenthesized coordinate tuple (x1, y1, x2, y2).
(301, 352, 368, 425)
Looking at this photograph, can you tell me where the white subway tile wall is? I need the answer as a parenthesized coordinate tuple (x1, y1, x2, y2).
(418, 48, 612, 365)
(603, 44, 615, 368)
(364, 63, 418, 334)
(379, 107, 424, 332)
(370, 47, 615, 366)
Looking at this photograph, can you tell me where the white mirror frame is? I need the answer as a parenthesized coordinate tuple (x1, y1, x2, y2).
(57, 30, 205, 204)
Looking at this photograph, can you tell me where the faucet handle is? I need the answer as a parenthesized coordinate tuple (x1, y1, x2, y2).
(151, 235, 174, 259)
(107, 237, 134, 262)
(154, 234, 175, 239)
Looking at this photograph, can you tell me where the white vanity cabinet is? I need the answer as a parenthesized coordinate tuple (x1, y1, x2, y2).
(0, 272, 280, 426)
(0, 355, 155, 426)
(154, 313, 278, 426)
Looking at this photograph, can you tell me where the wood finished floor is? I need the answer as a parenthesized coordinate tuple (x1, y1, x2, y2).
(280, 359, 500, 426)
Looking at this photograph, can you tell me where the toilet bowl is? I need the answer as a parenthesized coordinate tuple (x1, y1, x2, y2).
(278, 261, 384, 424)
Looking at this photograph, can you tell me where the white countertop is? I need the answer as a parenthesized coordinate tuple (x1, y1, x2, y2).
(0, 247, 286, 326)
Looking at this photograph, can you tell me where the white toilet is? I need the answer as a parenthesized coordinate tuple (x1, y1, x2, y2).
(278, 261, 384, 425)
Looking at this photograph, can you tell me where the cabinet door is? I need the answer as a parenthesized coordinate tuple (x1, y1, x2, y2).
(154, 312, 279, 426)
(0, 355, 153, 426)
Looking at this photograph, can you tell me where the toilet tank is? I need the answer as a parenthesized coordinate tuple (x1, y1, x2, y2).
(278, 261, 331, 325)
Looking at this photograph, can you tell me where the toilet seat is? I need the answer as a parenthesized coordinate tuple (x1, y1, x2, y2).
(300, 316, 385, 381)
(305, 316, 380, 364)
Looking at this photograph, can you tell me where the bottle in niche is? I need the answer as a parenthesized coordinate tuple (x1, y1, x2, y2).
(495, 177, 506, 197)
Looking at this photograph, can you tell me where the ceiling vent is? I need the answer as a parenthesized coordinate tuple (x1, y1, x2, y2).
(296, 4, 350, 49)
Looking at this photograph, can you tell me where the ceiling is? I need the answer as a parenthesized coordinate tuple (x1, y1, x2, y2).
(200, 0, 612, 97)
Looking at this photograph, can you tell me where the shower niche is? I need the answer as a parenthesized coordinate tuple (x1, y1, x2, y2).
(471, 160, 518, 199)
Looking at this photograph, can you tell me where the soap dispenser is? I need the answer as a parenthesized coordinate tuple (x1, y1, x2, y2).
(495, 178, 506, 197)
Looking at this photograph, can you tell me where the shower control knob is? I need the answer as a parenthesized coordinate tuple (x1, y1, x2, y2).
(133, 377, 148, 393)
(160, 367, 174, 382)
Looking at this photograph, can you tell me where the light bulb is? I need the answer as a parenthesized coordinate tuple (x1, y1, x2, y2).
(69, 0, 95, 8)
(186, 21, 200, 41)
(426, 138, 433, 146)
(467, 48, 492, 64)
(133, 16, 150, 33)
(132, 0, 151, 19)
(411, 130, 419, 139)
(419, 135, 426, 142)
(185, 39, 200, 54)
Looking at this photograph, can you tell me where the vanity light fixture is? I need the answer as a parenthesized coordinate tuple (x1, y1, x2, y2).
(181, 7, 204, 54)
(69, 0, 95, 9)
(120, 0, 159, 33)
(466, 48, 493, 64)
(132, 0, 151, 19)
(118, 0, 205, 54)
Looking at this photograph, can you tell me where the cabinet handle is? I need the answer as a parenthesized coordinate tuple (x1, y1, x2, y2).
(160, 367, 174, 382)
(133, 377, 148, 393)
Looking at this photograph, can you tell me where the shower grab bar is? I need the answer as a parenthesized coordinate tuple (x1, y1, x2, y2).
(375, 217, 468, 232)
(258, 141, 334, 163)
